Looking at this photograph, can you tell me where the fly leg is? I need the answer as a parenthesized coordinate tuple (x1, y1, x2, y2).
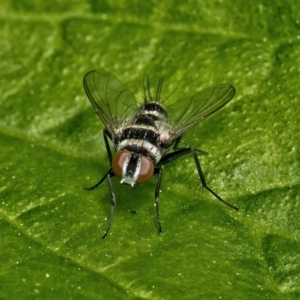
(154, 168, 163, 235)
(103, 129, 114, 164)
(85, 130, 115, 190)
(85, 168, 113, 190)
(102, 170, 117, 239)
(84, 129, 118, 238)
(85, 168, 116, 239)
(159, 146, 238, 211)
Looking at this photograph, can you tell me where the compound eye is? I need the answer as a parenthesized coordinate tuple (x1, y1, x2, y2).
(136, 156, 154, 183)
(112, 151, 129, 178)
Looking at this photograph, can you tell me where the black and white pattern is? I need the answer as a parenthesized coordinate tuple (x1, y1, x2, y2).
(83, 70, 238, 239)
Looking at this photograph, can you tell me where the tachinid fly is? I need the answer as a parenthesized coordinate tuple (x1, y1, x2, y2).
(83, 70, 238, 239)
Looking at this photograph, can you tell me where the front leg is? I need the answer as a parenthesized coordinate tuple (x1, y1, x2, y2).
(85, 168, 113, 190)
(102, 170, 117, 239)
(154, 167, 163, 235)
(85, 129, 115, 190)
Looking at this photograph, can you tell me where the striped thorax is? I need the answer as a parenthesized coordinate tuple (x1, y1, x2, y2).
(112, 102, 171, 187)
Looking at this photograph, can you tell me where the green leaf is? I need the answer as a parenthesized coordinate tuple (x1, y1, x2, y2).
(1, 1, 300, 299)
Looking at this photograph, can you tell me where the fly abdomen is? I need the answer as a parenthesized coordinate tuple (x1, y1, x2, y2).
(122, 125, 160, 143)
(133, 115, 156, 125)
(119, 103, 166, 162)
(135, 102, 168, 122)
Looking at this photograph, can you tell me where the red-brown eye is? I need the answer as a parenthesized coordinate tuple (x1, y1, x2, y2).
(112, 151, 129, 178)
(112, 151, 154, 183)
(136, 156, 154, 183)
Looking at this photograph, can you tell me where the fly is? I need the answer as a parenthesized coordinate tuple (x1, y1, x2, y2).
(83, 70, 238, 239)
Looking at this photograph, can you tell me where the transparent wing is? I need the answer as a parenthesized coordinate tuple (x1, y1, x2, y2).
(83, 70, 137, 133)
(166, 84, 235, 140)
